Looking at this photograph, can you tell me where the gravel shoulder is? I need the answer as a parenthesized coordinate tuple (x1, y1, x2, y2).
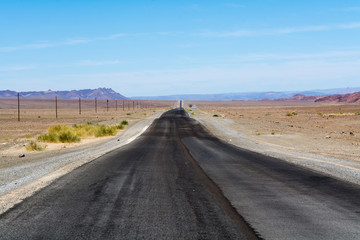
(0, 111, 164, 214)
(192, 109, 360, 186)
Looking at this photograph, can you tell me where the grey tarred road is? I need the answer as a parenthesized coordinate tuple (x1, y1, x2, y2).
(0, 109, 359, 239)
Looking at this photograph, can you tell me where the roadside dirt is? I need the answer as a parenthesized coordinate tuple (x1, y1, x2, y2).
(188, 101, 360, 185)
(0, 107, 169, 154)
(0, 109, 167, 214)
(188, 101, 360, 162)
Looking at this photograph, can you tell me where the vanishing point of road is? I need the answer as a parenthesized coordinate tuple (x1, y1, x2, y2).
(0, 109, 359, 239)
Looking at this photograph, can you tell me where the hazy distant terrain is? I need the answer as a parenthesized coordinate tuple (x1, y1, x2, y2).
(0, 88, 128, 100)
(132, 87, 360, 101)
(2, 87, 360, 102)
(315, 91, 360, 103)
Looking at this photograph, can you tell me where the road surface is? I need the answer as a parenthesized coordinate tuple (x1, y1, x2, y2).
(0, 109, 359, 239)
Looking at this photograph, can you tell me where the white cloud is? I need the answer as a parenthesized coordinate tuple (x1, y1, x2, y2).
(335, 7, 360, 12)
(0, 33, 129, 52)
(76, 60, 123, 66)
(0, 65, 36, 71)
(197, 22, 360, 37)
(224, 3, 244, 8)
(231, 50, 360, 62)
(44, 58, 360, 95)
(3, 59, 360, 95)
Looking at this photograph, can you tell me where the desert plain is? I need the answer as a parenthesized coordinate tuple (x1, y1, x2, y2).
(187, 101, 360, 163)
(0, 98, 175, 155)
(0, 98, 360, 218)
(1, 98, 360, 163)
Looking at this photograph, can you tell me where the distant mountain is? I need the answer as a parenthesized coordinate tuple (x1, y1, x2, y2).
(315, 92, 360, 103)
(271, 94, 323, 102)
(0, 88, 128, 100)
(132, 87, 360, 101)
(133, 92, 299, 101)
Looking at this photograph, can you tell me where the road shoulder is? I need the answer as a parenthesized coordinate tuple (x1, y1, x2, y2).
(191, 111, 360, 186)
(0, 111, 164, 215)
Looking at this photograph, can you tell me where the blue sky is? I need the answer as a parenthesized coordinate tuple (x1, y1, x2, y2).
(1, 0, 360, 96)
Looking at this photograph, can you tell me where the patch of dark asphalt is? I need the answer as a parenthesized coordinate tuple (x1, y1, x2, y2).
(0, 109, 250, 239)
(1, 109, 359, 239)
(178, 112, 360, 239)
(175, 115, 261, 240)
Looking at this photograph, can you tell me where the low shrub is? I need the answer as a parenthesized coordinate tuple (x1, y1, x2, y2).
(95, 125, 117, 137)
(26, 141, 46, 151)
(317, 112, 324, 117)
(121, 120, 129, 125)
(38, 122, 126, 143)
(25, 134, 33, 139)
(58, 130, 80, 143)
(213, 114, 221, 117)
(286, 112, 298, 117)
(37, 132, 59, 143)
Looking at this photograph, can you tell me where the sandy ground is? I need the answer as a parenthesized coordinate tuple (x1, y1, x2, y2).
(0, 107, 170, 214)
(188, 101, 360, 185)
(1, 100, 359, 214)
(0, 106, 172, 153)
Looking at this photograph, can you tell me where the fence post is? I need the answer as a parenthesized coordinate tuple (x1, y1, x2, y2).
(17, 93, 20, 122)
(79, 97, 81, 115)
(95, 98, 97, 113)
(55, 96, 58, 119)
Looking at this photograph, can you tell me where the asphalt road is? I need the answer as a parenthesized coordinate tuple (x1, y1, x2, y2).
(1, 109, 360, 239)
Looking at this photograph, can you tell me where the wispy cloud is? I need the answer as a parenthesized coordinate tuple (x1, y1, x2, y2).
(334, 7, 360, 12)
(0, 33, 132, 52)
(188, 4, 203, 11)
(224, 3, 244, 8)
(48, 58, 360, 96)
(0, 65, 36, 71)
(76, 60, 123, 66)
(198, 22, 360, 37)
(231, 50, 360, 62)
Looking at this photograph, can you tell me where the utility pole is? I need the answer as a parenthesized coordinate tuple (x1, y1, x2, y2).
(95, 97, 97, 113)
(17, 93, 20, 122)
(55, 96, 58, 118)
(79, 97, 81, 115)
(107, 99, 109, 112)
(133, 101, 135, 110)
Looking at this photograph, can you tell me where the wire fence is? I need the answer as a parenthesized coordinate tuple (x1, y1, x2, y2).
(0, 96, 175, 121)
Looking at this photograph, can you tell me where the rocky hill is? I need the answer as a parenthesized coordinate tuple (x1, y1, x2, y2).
(0, 88, 128, 100)
(271, 94, 323, 101)
(315, 91, 360, 103)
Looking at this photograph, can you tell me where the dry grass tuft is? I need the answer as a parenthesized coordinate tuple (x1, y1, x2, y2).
(26, 141, 47, 151)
